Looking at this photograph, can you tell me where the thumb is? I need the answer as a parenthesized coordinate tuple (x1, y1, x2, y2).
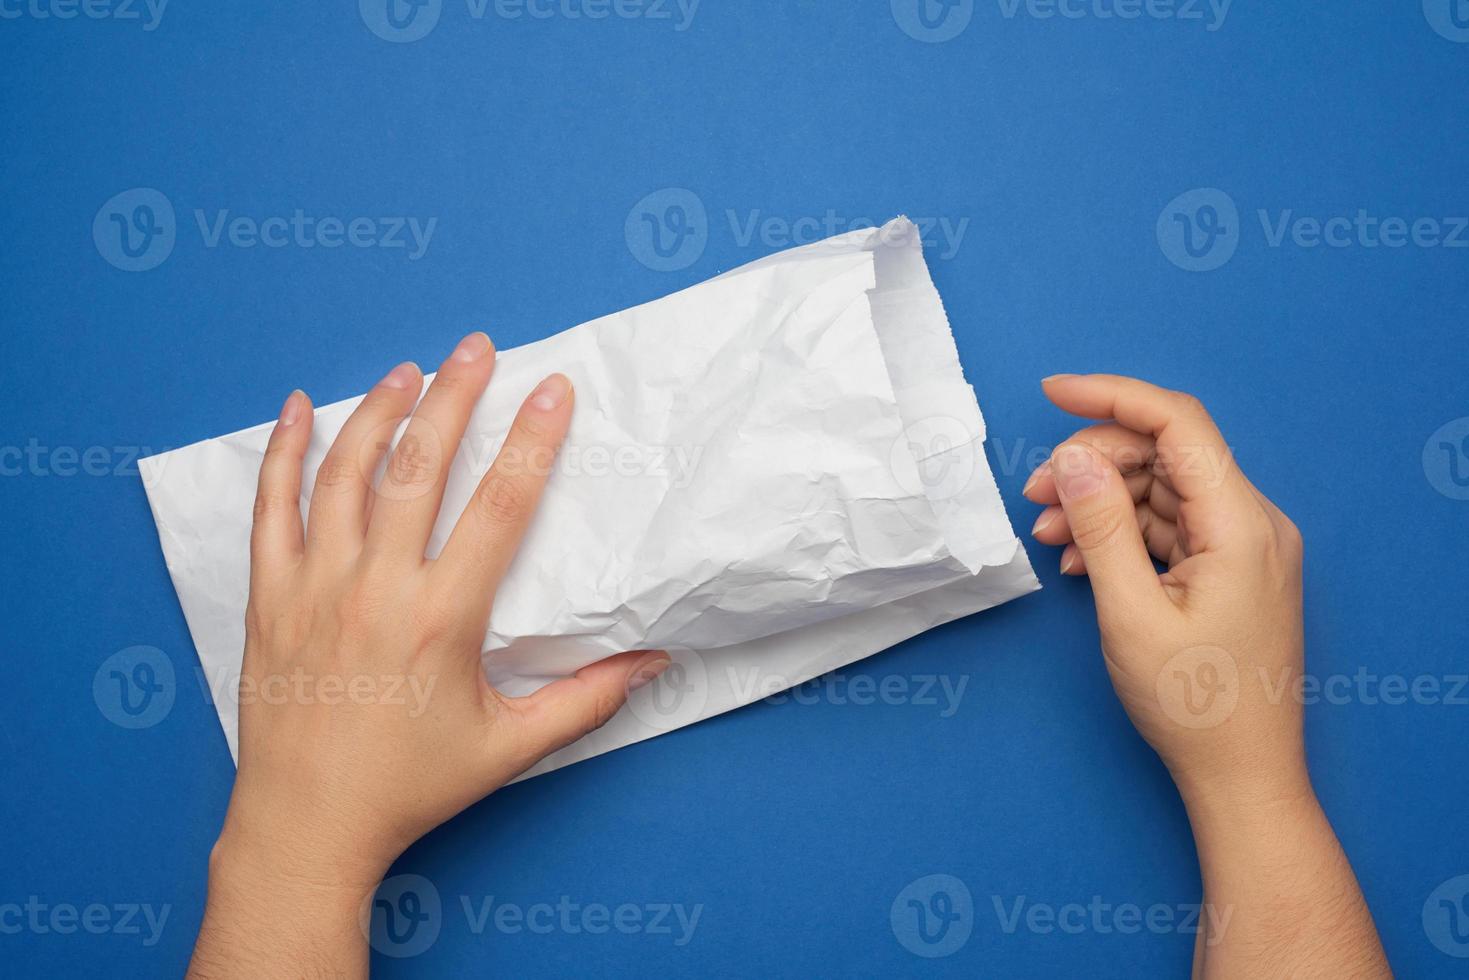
(1050, 442, 1167, 615)
(507, 651, 671, 765)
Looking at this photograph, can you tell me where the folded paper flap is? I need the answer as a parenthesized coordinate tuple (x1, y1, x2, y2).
(141, 216, 1040, 770)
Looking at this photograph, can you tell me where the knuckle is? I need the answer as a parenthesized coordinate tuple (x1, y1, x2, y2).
(252, 489, 298, 523)
(581, 692, 623, 737)
(426, 372, 470, 396)
(512, 412, 554, 443)
(315, 454, 361, 490)
(474, 472, 530, 527)
(1069, 505, 1128, 551)
(1278, 517, 1304, 553)
(412, 599, 462, 646)
(1171, 391, 1211, 420)
(386, 434, 441, 489)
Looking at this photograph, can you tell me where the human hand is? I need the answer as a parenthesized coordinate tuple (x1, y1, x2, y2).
(190, 333, 668, 978)
(1022, 374, 1306, 807)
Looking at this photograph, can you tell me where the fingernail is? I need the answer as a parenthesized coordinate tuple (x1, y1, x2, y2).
(1022, 463, 1048, 495)
(628, 654, 671, 692)
(529, 373, 571, 412)
(1042, 373, 1079, 384)
(279, 390, 304, 426)
(1031, 509, 1058, 536)
(451, 331, 492, 363)
(1060, 550, 1078, 574)
(1053, 445, 1105, 501)
(380, 362, 419, 390)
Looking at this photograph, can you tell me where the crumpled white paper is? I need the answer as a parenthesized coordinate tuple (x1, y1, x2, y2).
(140, 217, 1040, 779)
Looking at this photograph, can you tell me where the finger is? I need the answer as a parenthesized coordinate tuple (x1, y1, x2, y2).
(366, 332, 497, 562)
(305, 362, 423, 558)
(1058, 505, 1182, 575)
(507, 651, 670, 765)
(250, 390, 313, 584)
(1030, 470, 1151, 546)
(431, 374, 574, 610)
(1040, 375, 1243, 504)
(1135, 503, 1181, 564)
(1022, 423, 1156, 504)
(1145, 474, 1181, 521)
(1048, 441, 1168, 615)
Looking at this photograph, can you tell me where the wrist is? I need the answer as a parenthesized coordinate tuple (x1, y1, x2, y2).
(210, 809, 393, 901)
(1171, 758, 1316, 831)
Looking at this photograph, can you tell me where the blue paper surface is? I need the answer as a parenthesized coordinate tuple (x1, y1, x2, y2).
(1, 2, 1466, 976)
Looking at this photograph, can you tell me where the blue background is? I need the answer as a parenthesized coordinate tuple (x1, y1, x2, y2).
(2, 1, 1466, 976)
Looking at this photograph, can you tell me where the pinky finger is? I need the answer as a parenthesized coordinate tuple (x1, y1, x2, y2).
(250, 389, 314, 585)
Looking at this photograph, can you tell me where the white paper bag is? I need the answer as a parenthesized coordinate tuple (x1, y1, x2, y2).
(140, 217, 1040, 779)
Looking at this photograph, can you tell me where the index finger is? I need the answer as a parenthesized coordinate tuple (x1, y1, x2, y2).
(1040, 374, 1243, 503)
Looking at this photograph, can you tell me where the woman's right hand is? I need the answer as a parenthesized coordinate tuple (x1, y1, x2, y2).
(1021, 374, 1389, 978)
(1022, 373, 1307, 805)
